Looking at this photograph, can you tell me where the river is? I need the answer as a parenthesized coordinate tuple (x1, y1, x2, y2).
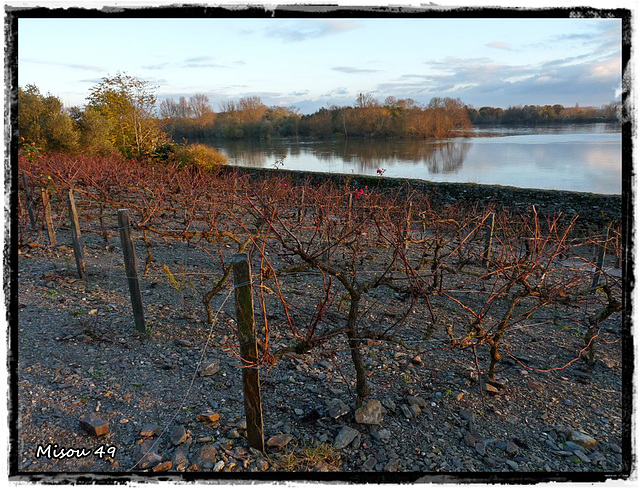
(204, 123, 622, 195)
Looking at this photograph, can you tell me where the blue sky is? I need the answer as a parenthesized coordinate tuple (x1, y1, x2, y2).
(18, 15, 623, 114)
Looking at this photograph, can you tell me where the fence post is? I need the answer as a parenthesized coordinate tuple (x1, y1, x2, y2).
(483, 212, 495, 267)
(232, 253, 265, 453)
(405, 200, 413, 251)
(117, 209, 147, 335)
(41, 188, 57, 247)
(22, 172, 37, 229)
(67, 189, 86, 280)
(592, 226, 609, 289)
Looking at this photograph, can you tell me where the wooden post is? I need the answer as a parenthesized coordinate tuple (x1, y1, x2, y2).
(22, 172, 37, 229)
(232, 253, 265, 453)
(298, 187, 305, 223)
(483, 212, 495, 267)
(41, 188, 56, 247)
(67, 189, 86, 280)
(592, 227, 609, 289)
(117, 209, 147, 335)
(405, 200, 413, 251)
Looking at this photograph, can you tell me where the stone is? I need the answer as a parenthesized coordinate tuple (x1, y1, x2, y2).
(194, 444, 217, 469)
(135, 440, 163, 470)
(464, 431, 477, 448)
(384, 459, 400, 472)
(255, 457, 270, 471)
(313, 460, 331, 472)
(406, 395, 427, 408)
(266, 433, 293, 449)
(355, 399, 383, 425)
(506, 441, 519, 458)
(370, 428, 391, 443)
(334, 426, 360, 450)
(505, 459, 519, 471)
(483, 383, 501, 396)
(171, 425, 188, 446)
(201, 361, 221, 376)
(569, 430, 598, 450)
(362, 455, 377, 470)
(459, 410, 475, 424)
(79, 413, 109, 437)
(172, 447, 189, 472)
(152, 460, 172, 472)
(326, 398, 350, 419)
(574, 450, 591, 463)
(475, 442, 486, 456)
(380, 398, 396, 412)
(197, 411, 221, 424)
(140, 424, 160, 437)
(400, 404, 414, 419)
(213, 460, 225, 472)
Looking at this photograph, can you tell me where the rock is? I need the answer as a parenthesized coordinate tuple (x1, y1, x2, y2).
(213, 460, 225, 472)
(170, 425, 188, 446)
(610, 443, 622, 453)
(459, 410, 475, 424)
(355, 399, 383, 425)
(454, 391, 465, 402)
(334, 426, 360, 450)
(194, 444, 217, 469)
(79, 413, 109, 437)
(400, 404, 414, 419)
(475, 442, 486, 456)
(201, 361, 221, 376)
(227, 429, 240, 439)
(380, 398, 396, 412)
(483, 383, 501, 396)
(506, 441, 519, 458)
(362, 455, 377, 470)
(312, 460, 331, 472)
(574, 450, 591, 463)
(135, 440, 163, 470)
(140, 424, 160, 438)
(152, 460, 172, 472)
(384, 459, 400, 472)
(406, 395, 427, 408)
(326, 398, 350, 419)
(197, 411, 221, 424)
(266, 433, 293, 449)
(464, 431, 477, 448)
(370, 428, 391, 444)
(569, 430, 598, 450)
(172, 447, 189, 472)
(255, 457, 270, 471)
(505, 459, 519, 471)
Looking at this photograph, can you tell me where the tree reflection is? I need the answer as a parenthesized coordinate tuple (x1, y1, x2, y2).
(201, 137, 471, 175)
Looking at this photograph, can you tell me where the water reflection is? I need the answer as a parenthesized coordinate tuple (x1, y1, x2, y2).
(209, 137, 471, 175)
(199, 124, 621, 194)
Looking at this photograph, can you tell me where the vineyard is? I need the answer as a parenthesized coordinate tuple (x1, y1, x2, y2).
(15, 153, 626, 477)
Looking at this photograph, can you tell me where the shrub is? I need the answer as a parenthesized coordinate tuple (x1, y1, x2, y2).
(175, 143, 228, 172)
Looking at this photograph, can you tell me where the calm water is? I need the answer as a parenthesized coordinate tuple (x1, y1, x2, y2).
(205, 124, 622, 195)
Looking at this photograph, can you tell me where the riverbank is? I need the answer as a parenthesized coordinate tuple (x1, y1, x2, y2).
(221, 165, 623, 226)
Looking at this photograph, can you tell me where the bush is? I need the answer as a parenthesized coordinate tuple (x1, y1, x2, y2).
(175, 143, 228, 172)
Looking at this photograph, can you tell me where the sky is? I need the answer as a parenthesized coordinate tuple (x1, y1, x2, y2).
(16, 7, 625, 114)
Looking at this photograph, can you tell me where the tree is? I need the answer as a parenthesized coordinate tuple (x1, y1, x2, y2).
(86, 72, 168, 158)
(18, 84, 79, 153)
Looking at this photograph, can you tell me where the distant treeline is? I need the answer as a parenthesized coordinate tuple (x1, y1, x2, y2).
(161, 93, 473, 141)
(466, 102, 621, 126)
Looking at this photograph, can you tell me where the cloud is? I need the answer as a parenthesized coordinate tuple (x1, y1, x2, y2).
(486, 41, 510, 50)
(22, 58, 105, 72)
(142, 63, 169, 70)
(332, 66, 379, 74)
(268, 20, 358, 42)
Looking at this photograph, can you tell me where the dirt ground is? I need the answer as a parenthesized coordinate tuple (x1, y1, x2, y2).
(12, 213, 629, 484)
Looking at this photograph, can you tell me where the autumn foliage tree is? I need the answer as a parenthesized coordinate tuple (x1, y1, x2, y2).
(86, 72, 169, 158)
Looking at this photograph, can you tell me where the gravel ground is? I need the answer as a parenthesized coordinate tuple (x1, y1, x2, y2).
(12, 219, 629, 484)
